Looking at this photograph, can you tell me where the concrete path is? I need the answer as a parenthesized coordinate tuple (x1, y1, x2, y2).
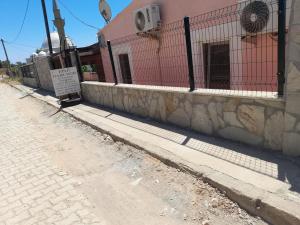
(9, 83, 300, 225)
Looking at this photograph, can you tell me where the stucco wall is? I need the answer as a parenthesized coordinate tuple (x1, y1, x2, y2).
(283, 0, 300, 156)
(100, 0, 240, 84)
(101, 0, 237, 40)
(34, 56, 54, 92)
(100, 0, 291, 90)
(82, 82, 285, 151)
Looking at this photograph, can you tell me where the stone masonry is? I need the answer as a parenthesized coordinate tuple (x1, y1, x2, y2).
(81, 1, 300, 156)
(34, 56, 54, 92)
(23, 77, 39, 88)
(82, 82, 285, 152)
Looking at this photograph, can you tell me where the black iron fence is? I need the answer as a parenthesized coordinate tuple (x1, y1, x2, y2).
(107, 20, 188, 88)
(105, 0, 289, 96)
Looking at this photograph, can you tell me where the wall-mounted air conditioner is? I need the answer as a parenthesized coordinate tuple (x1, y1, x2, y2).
(240, 0, 292, 35)
(133, 5, 161, 33)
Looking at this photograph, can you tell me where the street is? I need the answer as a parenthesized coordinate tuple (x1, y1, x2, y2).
(0, 83, 268, 225)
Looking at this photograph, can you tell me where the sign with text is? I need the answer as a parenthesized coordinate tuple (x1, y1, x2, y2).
(50, 67, 81, 97)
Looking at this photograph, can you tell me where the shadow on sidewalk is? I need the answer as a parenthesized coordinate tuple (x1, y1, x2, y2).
(82, 103, 300, 194)
(20, 85, 300, 194)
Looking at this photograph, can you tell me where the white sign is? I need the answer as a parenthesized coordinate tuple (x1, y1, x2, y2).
(50, 67, 81, 97)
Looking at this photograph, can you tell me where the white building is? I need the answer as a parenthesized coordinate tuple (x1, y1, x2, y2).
(40, 31, 75, 53)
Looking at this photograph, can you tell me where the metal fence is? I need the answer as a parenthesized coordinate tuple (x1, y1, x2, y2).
(105, 0, 289, 96)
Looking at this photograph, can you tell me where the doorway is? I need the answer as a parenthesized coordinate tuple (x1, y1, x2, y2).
(203, 42, 230, 89)
(119, 54, 132, 84)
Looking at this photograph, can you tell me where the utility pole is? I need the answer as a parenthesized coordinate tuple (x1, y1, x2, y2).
(41, 0, 53, 55)
(53, 0, 68, 67)
(1, 38, 11, 71)
(277, 0, 286, 97)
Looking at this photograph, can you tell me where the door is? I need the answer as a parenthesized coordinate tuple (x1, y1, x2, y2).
(119, 54, 132, 84)
(203, 42, 230, 89)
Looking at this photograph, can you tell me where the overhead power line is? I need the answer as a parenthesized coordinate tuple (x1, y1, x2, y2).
(6, 0, 30, 44)
(5, 42, 37, 49)
(6, 44, 36, 55)
(57, 0, 99, 31)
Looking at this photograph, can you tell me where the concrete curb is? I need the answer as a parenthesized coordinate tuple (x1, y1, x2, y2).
(10, 83, 300, 225)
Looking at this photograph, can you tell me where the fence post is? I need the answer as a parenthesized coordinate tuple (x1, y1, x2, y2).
(184, 17, 195, 91)
(277, 0, 286, 97)
(74, 49, 83, 82)
(107, 40, 118, 85)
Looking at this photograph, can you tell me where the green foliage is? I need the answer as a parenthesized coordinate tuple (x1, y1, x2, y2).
(16, 61, 25, 66)
(0, 60, 10, 68)
(81, 64, 97, 73)
(81, 65, 88, 72)
(91, 64, 97, 72)
(0, 76, 22, 84)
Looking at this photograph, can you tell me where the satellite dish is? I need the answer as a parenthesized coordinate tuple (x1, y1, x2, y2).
(99, 0, 112, 23)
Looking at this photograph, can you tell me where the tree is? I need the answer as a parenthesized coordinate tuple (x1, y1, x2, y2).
(16, 61, 25, 66)
(1, 60, 9, 68)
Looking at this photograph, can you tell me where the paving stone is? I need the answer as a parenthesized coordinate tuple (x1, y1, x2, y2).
(0, 85, 102, 224)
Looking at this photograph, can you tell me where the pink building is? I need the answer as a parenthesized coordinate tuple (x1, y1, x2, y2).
(99, 0, 290, 92)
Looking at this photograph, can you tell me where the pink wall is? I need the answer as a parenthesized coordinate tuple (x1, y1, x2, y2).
(241, 34, 278, 92)
(101, 0, 237, 87)
(100, 0, 280, 91)
(101, 0, 237, 40)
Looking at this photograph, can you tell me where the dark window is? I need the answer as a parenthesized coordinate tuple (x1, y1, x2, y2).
(203, 42, 230, 89)
(52, 57, 62, 69)
(119, 54, 132, 84)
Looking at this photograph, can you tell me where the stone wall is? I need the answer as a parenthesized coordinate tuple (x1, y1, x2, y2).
(34, 56, 54, 92)
(82, 82, 285, 152)
(80, 1, 300, 156)
(20, 64, 39, 88)
(23, 77, 38, 88)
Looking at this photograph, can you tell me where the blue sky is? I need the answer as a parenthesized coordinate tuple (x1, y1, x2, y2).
(0, 0, 131, 63)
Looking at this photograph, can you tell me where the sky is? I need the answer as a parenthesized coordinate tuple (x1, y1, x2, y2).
(0, 0, 131, 63)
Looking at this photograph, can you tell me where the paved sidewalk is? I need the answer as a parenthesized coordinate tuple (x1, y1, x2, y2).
(0, 85, 103, 224)
(12, 84, 300, 225)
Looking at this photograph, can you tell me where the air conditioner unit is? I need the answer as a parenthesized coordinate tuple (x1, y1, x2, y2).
(240, 0, 291, 35)
(134, 5, 161, 33)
